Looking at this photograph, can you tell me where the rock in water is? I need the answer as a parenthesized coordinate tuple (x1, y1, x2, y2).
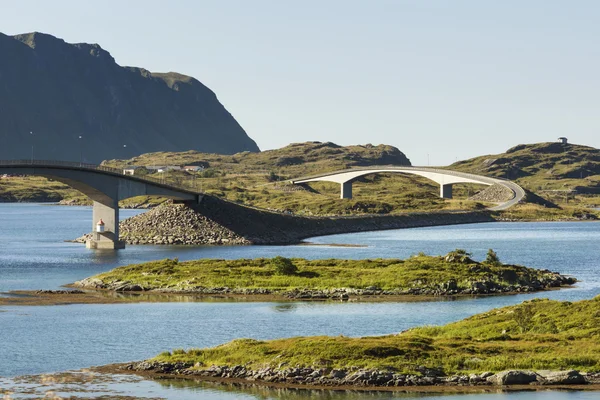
(0, 32, 259, 163)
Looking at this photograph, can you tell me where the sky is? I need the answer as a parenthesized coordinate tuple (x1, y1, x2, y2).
(2, 0, 599, 166)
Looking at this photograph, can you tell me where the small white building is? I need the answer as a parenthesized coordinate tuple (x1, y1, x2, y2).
(123, 166, 141, 175)
(157, 166, 182, 173)
(558, 137, 568, 144)
(183, 165, 205, 172)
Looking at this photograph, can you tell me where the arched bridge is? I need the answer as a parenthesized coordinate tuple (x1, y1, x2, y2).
(291, 166, 525, 211)
(0, 160, 202, 249)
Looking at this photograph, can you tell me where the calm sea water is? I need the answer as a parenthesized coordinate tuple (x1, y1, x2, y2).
(1, 204, 599, 399)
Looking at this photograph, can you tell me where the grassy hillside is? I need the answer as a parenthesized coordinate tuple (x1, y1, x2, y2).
(1, 142, 490, 214)
(152, 295, 600, 375)
(103, 141, 487, 214)
(451, 142, 600, 207)
(4, 141, 599, 217)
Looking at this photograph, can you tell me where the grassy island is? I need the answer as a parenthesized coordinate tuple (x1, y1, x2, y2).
(121, 296, 600, 389)
(75, 250, 575, 299)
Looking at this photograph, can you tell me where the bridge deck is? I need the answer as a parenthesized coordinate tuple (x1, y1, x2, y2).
(0, 159, 200, 196)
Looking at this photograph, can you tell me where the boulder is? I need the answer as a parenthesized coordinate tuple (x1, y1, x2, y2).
(539, 370, 586, 385)
(487, 370, 539, 385)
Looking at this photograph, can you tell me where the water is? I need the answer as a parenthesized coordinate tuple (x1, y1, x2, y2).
(1, 204, 600, 399)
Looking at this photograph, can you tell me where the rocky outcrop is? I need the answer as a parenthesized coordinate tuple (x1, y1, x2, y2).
(124, 362, 595, 388)
(0, 32, 259, 163)
(74, 196, 497, 246)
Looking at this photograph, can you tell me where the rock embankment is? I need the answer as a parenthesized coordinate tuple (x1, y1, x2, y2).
(74, 195, 497, 246)
(124, 361, 598, 388)
(119, 203, 251, 245)
(75, 272, 576, 298)
(468, 184, 514, 203)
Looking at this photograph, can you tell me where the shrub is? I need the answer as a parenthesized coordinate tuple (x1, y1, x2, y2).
(513, 303, 535, 333)
(485, 249, 501, 265)
(272, 256, 298, 275)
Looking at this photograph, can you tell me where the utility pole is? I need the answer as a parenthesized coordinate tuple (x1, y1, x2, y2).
(30, 131, 34, 163)
(79, 135, 83, 165)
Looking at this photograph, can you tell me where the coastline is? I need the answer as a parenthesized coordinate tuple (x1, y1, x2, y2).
(0, 284, 572, 307)
(94, 362, 600, 394)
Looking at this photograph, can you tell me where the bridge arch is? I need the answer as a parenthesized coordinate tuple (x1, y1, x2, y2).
(291, 166, 525, 211)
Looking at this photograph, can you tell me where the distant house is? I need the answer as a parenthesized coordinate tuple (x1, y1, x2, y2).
(123, 166, 141, 175)
(558, 137, 568, 144)
(157, 166, 182, 173)
(183, 165, 205, 172)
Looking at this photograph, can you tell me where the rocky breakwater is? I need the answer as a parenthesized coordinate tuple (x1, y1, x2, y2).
(468, 184, 514, 203)
(74, 195, 497, 246)
(118, 203, 250, 245)
(123, 361, 599, 389)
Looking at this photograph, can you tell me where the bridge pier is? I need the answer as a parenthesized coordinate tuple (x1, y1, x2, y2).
(86, 201, 126, 250)
(440, 184, 453, 199)
(341, 181, 353, 199)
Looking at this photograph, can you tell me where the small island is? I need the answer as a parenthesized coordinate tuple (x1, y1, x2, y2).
(114, 296, 600, 391)
(74, 250, 575, 300)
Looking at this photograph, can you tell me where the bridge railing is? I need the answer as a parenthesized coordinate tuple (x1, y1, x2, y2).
(0, 159, 199, 194)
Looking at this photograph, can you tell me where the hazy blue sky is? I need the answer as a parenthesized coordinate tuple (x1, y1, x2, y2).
(2, 0, 599, 165)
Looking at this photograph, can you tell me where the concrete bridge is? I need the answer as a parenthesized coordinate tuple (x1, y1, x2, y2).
(291, 166, 525, 211)
(0, 160, 201, 249)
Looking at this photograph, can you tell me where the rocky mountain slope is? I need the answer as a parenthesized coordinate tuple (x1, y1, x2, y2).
(451, 142, 600, 194)
(0, 32, 259, 163)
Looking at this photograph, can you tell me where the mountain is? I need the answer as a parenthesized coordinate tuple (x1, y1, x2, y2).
(0, 32, 259, 163)
(450, 141, 600, 193)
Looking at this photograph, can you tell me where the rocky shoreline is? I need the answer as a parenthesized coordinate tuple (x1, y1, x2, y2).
(74, 271, 576, 299)
(123, 361, 599, 389)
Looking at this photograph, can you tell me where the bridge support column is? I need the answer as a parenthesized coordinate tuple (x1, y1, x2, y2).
(340, 181, 353, 199)
(86, 201, 126, 250)
(440, 184, 453, 199)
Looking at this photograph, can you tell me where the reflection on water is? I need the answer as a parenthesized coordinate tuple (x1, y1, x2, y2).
(2, 371, 599, 400)
(274, 304, 299, 312)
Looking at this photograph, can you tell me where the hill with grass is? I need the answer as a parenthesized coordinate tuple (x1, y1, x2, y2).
(124, 295, 600, 388)
(74, 251, 575, 297)
(450, 142, 600, 195)
(0, 32, 259, 163)
(106, 140, 411, 176)
(102, 141, 488, 214)
(8, 141, 472, 215)
(3, 140, 600, 220)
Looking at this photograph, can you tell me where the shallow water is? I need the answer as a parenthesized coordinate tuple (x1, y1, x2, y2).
(1, 204, 599, 399)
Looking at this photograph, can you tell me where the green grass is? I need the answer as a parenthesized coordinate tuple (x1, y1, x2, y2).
(0, 142, 489, 214)
(450, 142, 600, 196)
(0, 176, 72, 202)
(4, 140, 599, 217)
(85, 252, 570, 293)
(152, 296, 600, 375)
(493, 203, 600, 221)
